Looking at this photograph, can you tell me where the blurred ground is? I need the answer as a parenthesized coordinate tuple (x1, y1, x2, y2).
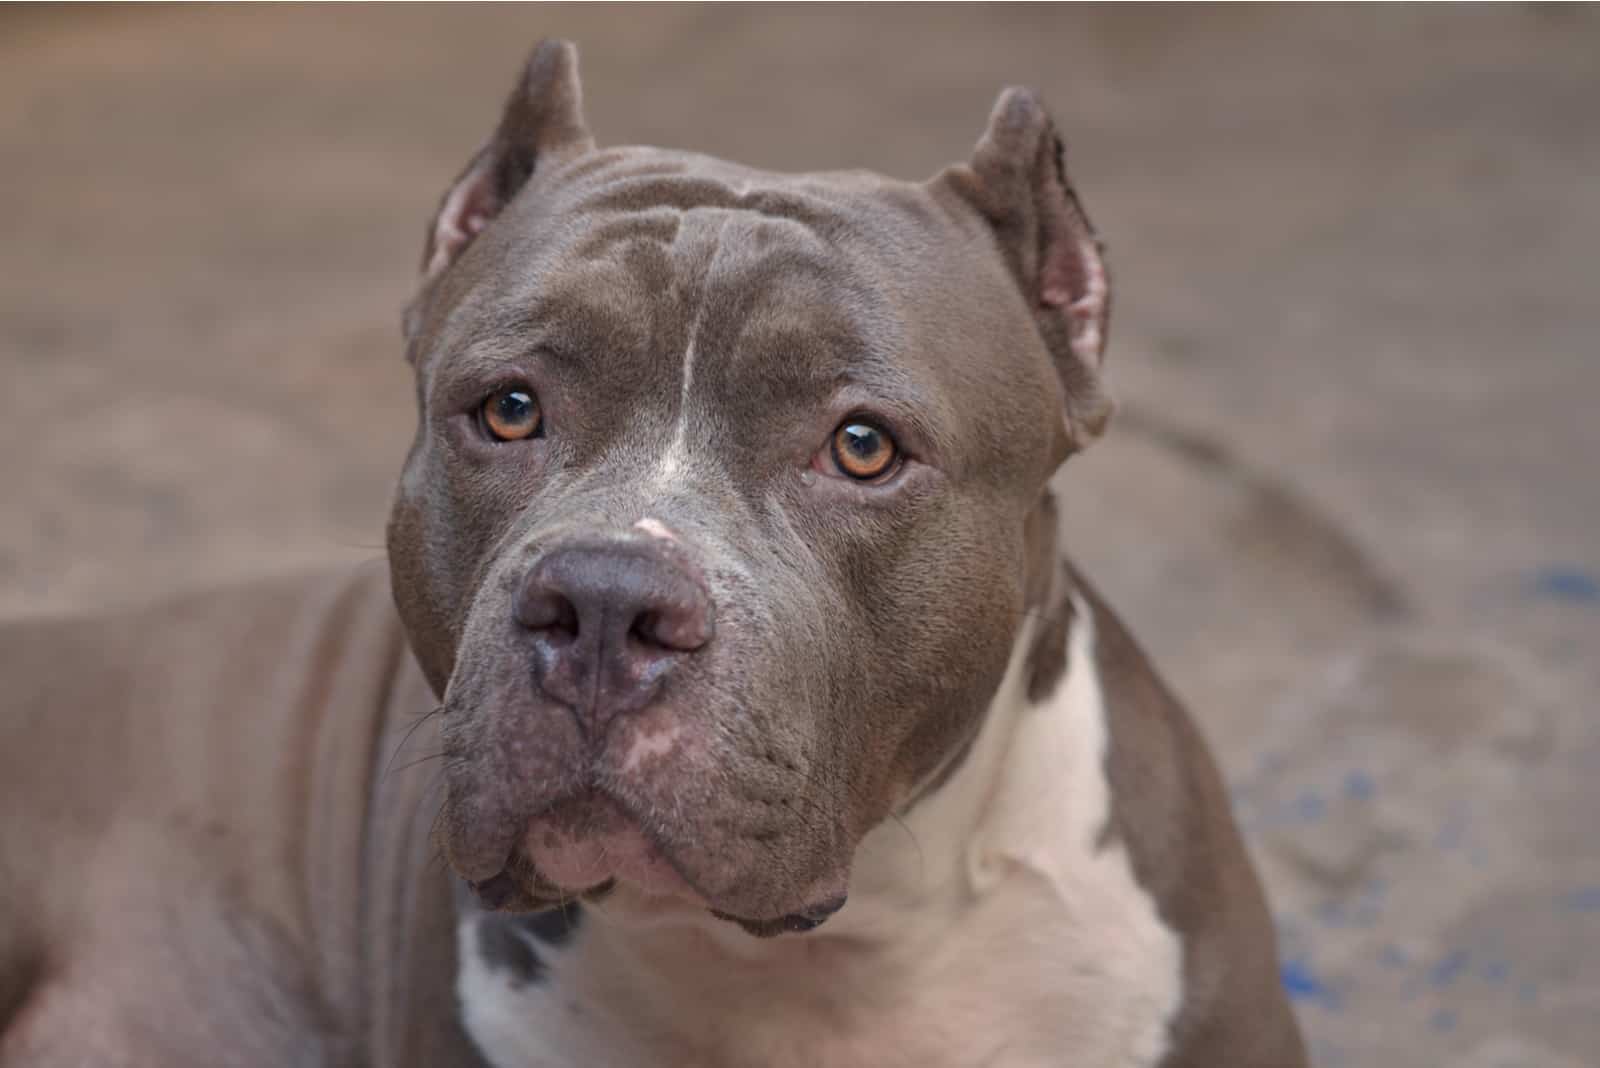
(2, 6, 1596, 1065)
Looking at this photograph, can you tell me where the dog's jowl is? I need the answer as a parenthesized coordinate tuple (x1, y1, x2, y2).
(0, 39, 1305, 1068)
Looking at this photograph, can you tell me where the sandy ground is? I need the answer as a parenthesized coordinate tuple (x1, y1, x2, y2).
(2, 6, 1596, 1065)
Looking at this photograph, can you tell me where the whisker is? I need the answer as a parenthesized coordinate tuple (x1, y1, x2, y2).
(388, 751, 447, 776)
(384, 703, 446, 781)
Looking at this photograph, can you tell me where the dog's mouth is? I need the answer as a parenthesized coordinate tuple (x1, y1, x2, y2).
(462, 788, 848, 936)
(520, 789, 704, 903)
(462, 788, 697, 909)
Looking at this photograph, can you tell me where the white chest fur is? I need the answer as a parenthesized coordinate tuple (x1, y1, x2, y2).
(457, 597, 1184, 1068)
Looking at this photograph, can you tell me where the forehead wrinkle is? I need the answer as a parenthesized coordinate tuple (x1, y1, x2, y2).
(477, 226, 682, 368)
(573, 209, 683, 260)
(692, 214, 900, 384)
(431, 206, 719, 421)
(674, 215, 956, 460)
(696, 215, 860, 333)
(569, 162, 857, 237)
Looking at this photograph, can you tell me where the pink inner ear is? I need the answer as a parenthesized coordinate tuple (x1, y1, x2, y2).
(426, 161, 502, 277)
(1039, 233, 1108, 363)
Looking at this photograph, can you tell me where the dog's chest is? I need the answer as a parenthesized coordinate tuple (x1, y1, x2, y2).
(457, 871, 1177, 1068)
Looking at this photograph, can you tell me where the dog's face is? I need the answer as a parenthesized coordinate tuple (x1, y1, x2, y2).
(387, 42, 1112, 932)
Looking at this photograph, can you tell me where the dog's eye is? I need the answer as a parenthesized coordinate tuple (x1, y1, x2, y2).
(829, 420, 899, 481)
(480, 385, 542, 442)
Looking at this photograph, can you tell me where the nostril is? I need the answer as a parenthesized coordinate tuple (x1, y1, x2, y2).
(630, 612, 660, 646)
(632, 598, 712, 654)
(516, 543, 714, 660)
(518, 591, 579, 637)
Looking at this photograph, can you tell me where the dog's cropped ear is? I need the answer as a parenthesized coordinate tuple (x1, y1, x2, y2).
(419, 39, 593, 284)
(937, 88, 1113, 453)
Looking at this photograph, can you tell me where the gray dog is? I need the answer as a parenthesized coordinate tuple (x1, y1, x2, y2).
(1, 40, 1305, 1068)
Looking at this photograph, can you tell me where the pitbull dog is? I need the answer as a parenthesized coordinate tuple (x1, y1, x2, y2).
(0, 39, 1305, 1068)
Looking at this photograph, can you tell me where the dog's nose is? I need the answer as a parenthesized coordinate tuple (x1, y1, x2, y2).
(515, 541, 712, 732)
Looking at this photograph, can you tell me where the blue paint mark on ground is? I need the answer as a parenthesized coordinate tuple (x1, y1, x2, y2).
(1482, 959, 1510, 984)
(1429, 949, 1471, 990)
(1343, 770, 1376, 801)
(1293, 790, 1327, 821)
(1282, 957, 1340, 1009)
(1380, 944, 1410, 969)
(1562, 886, 1600, 912)
(1430, 1008, 1458, 1032)
(1532, 566, 1600, 602)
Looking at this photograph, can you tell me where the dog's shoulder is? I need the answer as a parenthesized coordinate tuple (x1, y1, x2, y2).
(1062, 569, 1308, 1067)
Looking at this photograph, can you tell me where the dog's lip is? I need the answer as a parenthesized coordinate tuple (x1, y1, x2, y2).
(468, 870, 616, 912)
(708, 894, 851, 938)
(506, 787, 713, 905)
(477, 791, 849, 933)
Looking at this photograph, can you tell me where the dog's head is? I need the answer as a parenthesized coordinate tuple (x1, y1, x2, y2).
(387, 41, 1112, 933)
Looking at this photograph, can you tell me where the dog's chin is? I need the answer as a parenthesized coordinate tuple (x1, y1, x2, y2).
(519, 791, 709, 906)
(462, 791, 851, 936)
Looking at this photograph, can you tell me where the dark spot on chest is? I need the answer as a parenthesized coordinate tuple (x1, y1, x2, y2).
(474, 900, 585, 987)
(521, 899, 585, 946)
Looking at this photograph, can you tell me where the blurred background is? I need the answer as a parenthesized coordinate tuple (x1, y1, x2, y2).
(2, 5, 1596, 1065)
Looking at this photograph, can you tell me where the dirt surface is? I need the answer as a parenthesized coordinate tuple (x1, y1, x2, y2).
(3, 6, 1596, 1065)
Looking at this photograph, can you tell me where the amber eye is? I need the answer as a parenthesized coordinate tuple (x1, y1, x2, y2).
(480, 386, 542, 442)
(831, 420, 899, 481)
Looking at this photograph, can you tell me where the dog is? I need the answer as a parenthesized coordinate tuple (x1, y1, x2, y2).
(0, 39, 1306, 1067)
